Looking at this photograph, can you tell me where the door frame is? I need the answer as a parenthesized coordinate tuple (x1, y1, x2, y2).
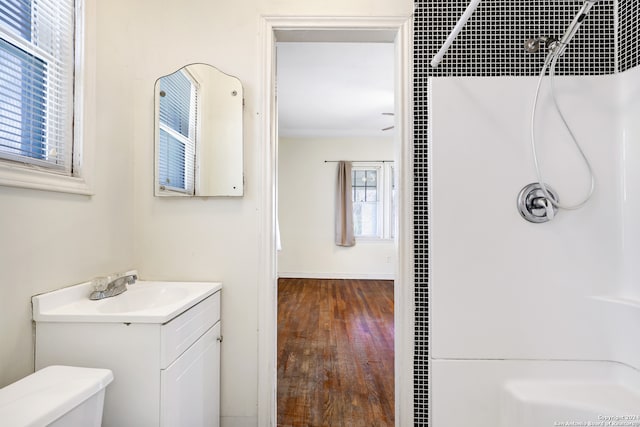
(258, 16, 414, 427)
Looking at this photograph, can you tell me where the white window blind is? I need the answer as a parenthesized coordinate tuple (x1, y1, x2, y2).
(0, 0, 76, 174)
(157, 70, 198, 194)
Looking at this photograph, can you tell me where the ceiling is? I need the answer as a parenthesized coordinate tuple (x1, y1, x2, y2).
(276, 42, 395, 138)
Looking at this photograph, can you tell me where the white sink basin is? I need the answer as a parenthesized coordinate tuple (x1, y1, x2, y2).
(96, 285, 190, 314)
(33, 275, 222, 324)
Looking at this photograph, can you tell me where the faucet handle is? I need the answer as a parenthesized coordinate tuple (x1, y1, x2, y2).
(92, 276, 109, 292)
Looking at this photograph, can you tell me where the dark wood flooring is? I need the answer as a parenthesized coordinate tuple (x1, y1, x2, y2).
(277, 278, 394, 427)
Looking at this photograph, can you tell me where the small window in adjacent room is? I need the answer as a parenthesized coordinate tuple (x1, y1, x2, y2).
(352, 162, 396, 240)
(0, 0, 76, 175)
(157, 69, 198, 195)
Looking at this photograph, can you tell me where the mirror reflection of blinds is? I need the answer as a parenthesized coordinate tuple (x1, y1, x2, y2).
(158, 127, 187, 191)
(158, 70, 197, 194)
(0, 0, 75, 173)
(0, 0, 32, 40)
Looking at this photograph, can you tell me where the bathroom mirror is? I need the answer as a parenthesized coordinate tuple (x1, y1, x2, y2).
(154, 63, 243, 197)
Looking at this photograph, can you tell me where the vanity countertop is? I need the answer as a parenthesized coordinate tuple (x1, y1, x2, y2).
(33, 277, 222, 324)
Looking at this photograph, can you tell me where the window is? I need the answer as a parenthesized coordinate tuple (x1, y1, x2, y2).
(157, 69, 198, 195)
(352, 162, 396, 240)
(0, 0, 76, 174)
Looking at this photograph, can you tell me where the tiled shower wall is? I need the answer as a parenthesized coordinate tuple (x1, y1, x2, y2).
(413, 0, 637, 423)
(620, 0, 640, 71)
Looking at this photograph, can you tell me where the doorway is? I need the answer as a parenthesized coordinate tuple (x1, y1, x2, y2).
(258, 17, 413, 427)
(276, 39, 396, 425)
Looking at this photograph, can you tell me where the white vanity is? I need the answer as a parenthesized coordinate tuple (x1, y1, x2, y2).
(32, 277, 222, 427)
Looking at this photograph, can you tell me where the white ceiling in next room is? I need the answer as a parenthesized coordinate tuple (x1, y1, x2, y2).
(276, 42, 395, 138)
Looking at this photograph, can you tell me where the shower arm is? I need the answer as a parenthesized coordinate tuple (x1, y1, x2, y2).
(552, 0, 599, 56)
(430, 0, 482, 68)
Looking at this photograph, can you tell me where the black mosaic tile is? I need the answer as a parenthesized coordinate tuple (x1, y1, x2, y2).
(620, 0, 640, 71)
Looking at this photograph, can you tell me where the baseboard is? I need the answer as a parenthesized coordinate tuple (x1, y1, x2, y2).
(221, 416, 257, 427)
(277, 271, 395, 280)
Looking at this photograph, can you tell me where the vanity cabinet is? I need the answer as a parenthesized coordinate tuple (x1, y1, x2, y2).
(35, 287, 222, 427)
(162, 322, 220, 426)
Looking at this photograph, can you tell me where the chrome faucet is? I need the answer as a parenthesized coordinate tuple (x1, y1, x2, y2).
(89, 274, 137, 300)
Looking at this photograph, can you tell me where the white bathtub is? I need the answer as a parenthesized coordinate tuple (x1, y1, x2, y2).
(501, 376, 640, 426)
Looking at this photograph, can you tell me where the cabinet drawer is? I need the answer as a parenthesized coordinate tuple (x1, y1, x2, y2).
(160, 291, 220, 368)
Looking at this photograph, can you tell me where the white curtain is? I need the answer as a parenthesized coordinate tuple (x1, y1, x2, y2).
(335, 161, 355, 247)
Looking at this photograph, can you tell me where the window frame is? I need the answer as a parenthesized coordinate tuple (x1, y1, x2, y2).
(351, 161, 396, 241)
(0, 0, 91, 195)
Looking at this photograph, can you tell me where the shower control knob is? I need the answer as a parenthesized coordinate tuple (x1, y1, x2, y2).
(517, 183, 559, 223)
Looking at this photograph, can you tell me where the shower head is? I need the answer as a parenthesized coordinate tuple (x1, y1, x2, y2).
(553, 0, 600, 56)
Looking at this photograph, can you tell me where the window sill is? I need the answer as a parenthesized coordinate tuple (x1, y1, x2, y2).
(355, 236, 395, 243)
(0, 161, 93, 195)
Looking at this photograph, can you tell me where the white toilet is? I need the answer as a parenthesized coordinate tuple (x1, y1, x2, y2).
(0, 365, 113, 427)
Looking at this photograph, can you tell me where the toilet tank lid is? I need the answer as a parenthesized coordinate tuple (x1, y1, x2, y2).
(0, 365, 113, 427)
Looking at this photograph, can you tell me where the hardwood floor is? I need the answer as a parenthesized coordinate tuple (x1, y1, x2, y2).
(277, 278, 394, 427)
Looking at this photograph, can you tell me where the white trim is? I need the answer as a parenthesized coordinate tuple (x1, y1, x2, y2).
(354, 237, 395, 243)
(258, 16, 414, 427)
(394, 18, 415, 427)
(258, 16, 278, 427)
(0, 162, 92, 195)
(279, 127, 396, 139)
(71, 0, 92, 191)
(277, 272, 396, 281)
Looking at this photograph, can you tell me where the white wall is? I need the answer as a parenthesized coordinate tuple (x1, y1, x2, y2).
(278, 137, 395, 279)
(429, 74, 625, 424)
(0, 0, 136, 387)
(119, 2, 412, 426)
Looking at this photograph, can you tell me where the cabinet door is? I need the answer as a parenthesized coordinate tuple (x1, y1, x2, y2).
(161, 322, 220, 427)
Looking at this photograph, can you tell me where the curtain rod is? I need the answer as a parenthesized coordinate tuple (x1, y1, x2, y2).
(324, 160, 393, 163)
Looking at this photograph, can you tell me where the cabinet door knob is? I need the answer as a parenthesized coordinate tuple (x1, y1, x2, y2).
(217, 336, 223, 342)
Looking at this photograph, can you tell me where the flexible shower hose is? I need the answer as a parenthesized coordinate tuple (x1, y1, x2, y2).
(529, 51, 596, 210)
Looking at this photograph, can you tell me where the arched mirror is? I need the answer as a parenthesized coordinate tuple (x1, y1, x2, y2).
(154, 63, 243, 197)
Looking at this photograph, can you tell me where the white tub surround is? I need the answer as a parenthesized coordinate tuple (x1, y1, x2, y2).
(502, 379, 640, 426)
(429, 72, 640, 425)
(432, 360, 640, 426)
(430, 75, 620, 362)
